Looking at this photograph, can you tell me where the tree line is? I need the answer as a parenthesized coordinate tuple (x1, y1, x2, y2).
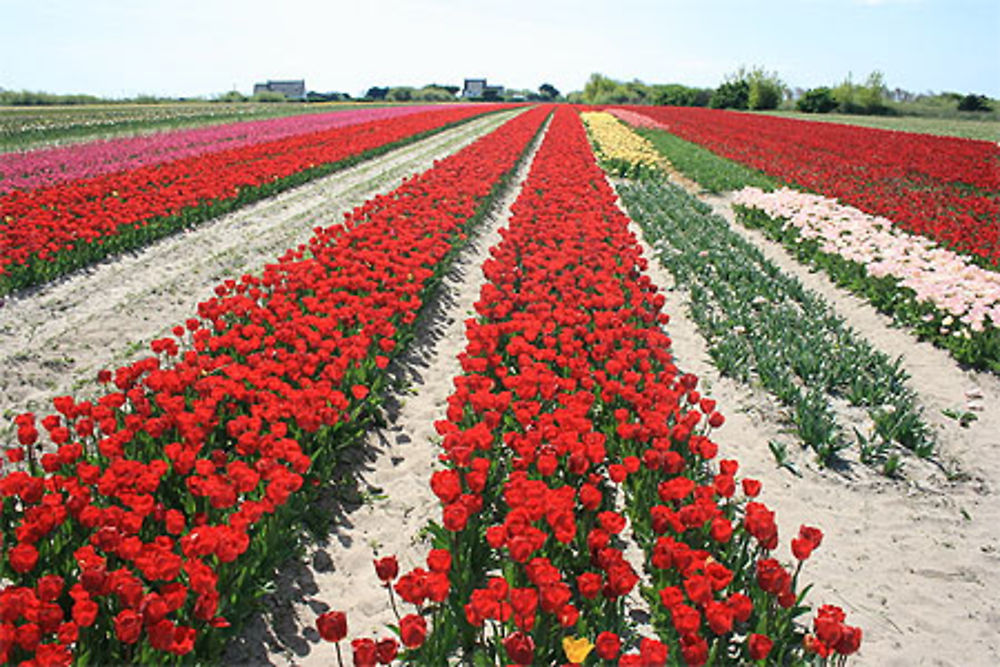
(2, 74, 993, 116)
(573, 70, 994, 116)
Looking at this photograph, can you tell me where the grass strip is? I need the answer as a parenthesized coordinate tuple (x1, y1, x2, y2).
(634, 127, 777, 193)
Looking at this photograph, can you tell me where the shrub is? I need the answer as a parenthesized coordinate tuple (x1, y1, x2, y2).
(855, 71, 890, 114)
(710, 66, 785, 110)
(583, 73, 621, 104)
(538, 83, 560, 100)
(386, 87, 415, 102)
(748, 78, 782, 110)
(581, 74, 653, 105)
(413, 86, 455, 102)
(216, 90, 248, 103)
(251, 91, 287, 103)
(650, 83, 712, 107)
(797, 87, 838, 113)
(832, 71, 890, 115)
(710, 79, 750, 109)
(0, 89, 103, 106)
(958, 93, 992, 112)
(746, 68, 785, 110)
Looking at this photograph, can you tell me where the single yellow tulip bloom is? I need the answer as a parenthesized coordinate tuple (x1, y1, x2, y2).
(562, 635, 594, 664)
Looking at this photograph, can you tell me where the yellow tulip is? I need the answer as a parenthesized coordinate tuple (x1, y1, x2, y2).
(580, 111, 669, 174)
(562, 635, 595, 664)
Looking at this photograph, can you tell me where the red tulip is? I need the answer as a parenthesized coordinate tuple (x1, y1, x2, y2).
(316, 610, 347, 643)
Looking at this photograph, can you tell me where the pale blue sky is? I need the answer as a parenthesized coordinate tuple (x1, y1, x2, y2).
(1, 0, 997, 99)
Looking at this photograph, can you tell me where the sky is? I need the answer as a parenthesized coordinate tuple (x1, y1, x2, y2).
(1, 0, 998, 99)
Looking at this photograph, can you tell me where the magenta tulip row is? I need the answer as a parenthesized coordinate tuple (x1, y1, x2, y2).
(0, 105, 460, 194)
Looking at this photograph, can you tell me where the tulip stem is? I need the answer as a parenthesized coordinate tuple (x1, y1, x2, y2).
(335, 641, 344, 667)
(387, 584, 402, 624)
(26, 440, 38, 475)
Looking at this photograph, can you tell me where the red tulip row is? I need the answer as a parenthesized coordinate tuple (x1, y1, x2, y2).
(0, 105, 550, 666)
(0, 104, 509, 296)
(0, 105, 452, 194)
(336, 107, 859, 665)
(614, 105, 1000, 266)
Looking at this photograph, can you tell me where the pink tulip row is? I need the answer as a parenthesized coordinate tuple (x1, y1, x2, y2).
(0, 105, 462, 194)
(733, 186, 1000, 334)
(607, 105, 1000, 266)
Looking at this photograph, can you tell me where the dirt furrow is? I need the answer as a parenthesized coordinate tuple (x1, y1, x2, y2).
(0, 110, 521, 432)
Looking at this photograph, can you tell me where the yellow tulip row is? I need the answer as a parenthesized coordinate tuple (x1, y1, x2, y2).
(580, 111, 667, 173)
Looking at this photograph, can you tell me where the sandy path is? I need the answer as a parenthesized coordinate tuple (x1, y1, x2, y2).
(224, 116, 551, 667)
(620, 178, 1000, 665)
(0, 109, 522, 434)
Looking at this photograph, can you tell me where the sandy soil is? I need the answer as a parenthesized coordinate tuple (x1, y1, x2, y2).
(0, 109, 521, 437)
(624, 181, 1000, 666)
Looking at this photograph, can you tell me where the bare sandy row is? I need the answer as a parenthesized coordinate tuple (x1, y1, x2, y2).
(0, 109, 521, 435)
(225, 116, 552, 667)
(622, 179, 1000, 665)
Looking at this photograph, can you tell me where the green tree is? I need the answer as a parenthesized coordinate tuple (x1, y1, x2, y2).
(710, 79, 750, 109)
(0, 89, 102, 106)
(796, 87, 837, 113)
(856, 70, 888, 114)
(710, 66, 784, 110)
(747, 67, 785, 110)
(832, 73, 857, 112)
(413, 86, 456, 102)
(386, 86, 415, 101)
(427, 83, 460, 96)
(958, 93, 992, 112)
(621, 79, 649, 103)
(538, 83, 560, 100)
(649, 83, 711, 107)
(582, 73, 620, 104)
(832, 71, 889, 114)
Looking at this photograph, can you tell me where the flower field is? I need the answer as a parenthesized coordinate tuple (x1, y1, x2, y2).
(609, 106, 1000, 266)
(580, 111, 667, 178)
(2, 99, 999, 667)
(0, 105, 547, 664)
(0, 102, 372, 153)
(732, 188, 1000, 372)
(0, 104, 506, 296)
(347, 106, 859, 665)
(605, 107, 1000, 373)
(0, 104, 462, 194)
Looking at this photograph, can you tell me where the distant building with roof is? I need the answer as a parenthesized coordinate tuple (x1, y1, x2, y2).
(253, 80, 306, 100)
(462, 78, 504, 99)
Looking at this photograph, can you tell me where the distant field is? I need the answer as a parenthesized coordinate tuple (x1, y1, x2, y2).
(756, 109, 1000, 142)
(0, 101, 398, 152)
